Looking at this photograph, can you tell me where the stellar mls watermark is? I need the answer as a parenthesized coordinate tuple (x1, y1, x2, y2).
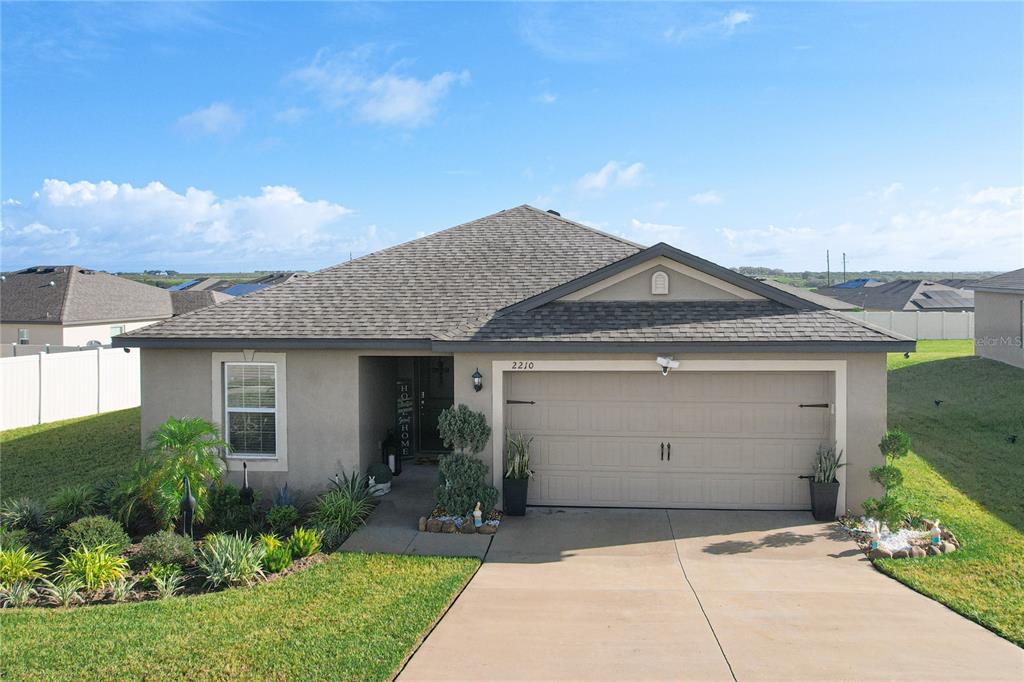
(976, 335, 1023, 348)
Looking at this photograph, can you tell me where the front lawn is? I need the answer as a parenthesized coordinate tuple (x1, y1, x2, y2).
(1, 408, 142, 500)
(883, 340, 1024, 647)
(1, 552, 479, 681)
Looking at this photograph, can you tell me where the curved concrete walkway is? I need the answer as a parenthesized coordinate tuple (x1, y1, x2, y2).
(399, 508, 1023, 681)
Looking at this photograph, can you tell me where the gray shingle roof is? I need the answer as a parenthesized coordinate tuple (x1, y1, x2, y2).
(969, 268, 1024, 294)
(171, 290, 232, 316)
(436, 301, 907, 345)
(1, 266, 173, 324)
(124, 205, 641, 340)
(757, 279, 858, 310)
(815, 280, 973, 311)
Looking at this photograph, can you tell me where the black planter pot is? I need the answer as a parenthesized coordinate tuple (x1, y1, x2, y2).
(503, 478, 529, 516)
(809, 479, 840, 521)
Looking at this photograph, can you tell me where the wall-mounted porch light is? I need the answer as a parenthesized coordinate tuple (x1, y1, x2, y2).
(472, 368, 483, 392)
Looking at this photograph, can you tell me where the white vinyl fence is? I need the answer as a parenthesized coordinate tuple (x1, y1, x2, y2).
(841, 311, 974, 340)
(0, 347, 140, 430)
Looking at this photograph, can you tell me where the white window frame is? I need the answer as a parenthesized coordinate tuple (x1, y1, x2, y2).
(211, 351, 287, 472)
(18, 328, 29, 344)
(110, 325, 126, 337)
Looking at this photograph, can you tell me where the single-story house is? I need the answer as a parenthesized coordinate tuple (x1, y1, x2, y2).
(757, 278, 859, 311)
(815, 279, 974, 312)
(969, 268, 1024, 369)
(1, 265, 173, 347)
(170, 290, 233, 317)
(116, 206, 914, 515)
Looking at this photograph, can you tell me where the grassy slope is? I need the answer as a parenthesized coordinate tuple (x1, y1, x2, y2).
(0, 552, 479, 681)
(883, 340, 1024, 647)
(1, 408, 142, 501)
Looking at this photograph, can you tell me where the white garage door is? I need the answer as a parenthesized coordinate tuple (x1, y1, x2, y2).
(504, 371, 833, 510)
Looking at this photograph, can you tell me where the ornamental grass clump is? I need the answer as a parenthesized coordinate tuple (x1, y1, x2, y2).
(311, 489, 372, 550)
(38, 578, 84, 608)
(0, 497, 47, 532)
(0, 546, 49, 587)
(46, 485, 99, 529)
(287, 527, 322, 558)
(59, 545, 129, 592)
(196, 533, 265, 588)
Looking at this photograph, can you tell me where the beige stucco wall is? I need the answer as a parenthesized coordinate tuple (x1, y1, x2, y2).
(1, 319, 165, 347)
(454, 350, 887, 513)
(580, 265, 748, 302)
(141, 347, 887, 512)
(974, 291, 1024, 369)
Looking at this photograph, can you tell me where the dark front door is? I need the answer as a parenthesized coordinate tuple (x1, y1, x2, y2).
(416, 357, 454, 453)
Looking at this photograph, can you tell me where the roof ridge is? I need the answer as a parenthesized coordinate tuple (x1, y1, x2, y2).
(57, 266, 76, 323)
(518, 204, 646, 250)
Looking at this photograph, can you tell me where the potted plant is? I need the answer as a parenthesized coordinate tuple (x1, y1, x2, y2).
(366, 463, 393, 496)
(503, 432, 534, 516)
(808, 444, 845, 521)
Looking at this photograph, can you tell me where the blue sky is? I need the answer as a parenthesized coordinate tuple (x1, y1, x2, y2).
(2, 2, 1022, 273)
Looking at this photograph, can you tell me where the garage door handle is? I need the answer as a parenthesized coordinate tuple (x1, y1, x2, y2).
(799, 403, 830, 408)
(660, 442, 664, 461)
(667, 443, 671, 461)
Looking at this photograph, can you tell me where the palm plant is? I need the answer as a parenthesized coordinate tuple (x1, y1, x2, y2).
(141, 417, 230, 528)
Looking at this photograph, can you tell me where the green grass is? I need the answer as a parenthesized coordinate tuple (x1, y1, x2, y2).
(882, 340, 1024, 647)
(886, 339, 974, 370)
(0, 552, 479, 680)
(1, 408, 143, 501)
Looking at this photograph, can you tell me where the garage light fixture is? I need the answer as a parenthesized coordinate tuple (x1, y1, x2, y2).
(656, 356, 679, 376)
(472, 368, 483, 392)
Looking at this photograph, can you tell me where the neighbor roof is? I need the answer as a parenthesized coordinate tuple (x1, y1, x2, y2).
(815, 280, 973, 311)
(968, 268, 1024, 295)
(171, 290, 232, 316)
(220, 272, 302, 297)
(756, 279, 859, 311)
(118, 205, 911, 351)
(1, 266, 173, 324)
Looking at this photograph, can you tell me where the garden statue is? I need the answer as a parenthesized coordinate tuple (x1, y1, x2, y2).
(180, 474, 196, 539)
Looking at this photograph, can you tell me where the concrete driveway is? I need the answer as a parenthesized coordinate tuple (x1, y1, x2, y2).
(399, 508, 1023, 681)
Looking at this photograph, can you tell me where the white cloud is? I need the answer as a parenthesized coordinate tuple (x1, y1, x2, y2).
(176, 102, 244, 137)
(718, 191, 1023, 270)
(689, 190, 723, 205)
(721, 10, 753, 33)
(622, 218, 687, 246)
(274, 106, 310, 124)
(967, 185, 1024, 206)
(664, 8, 754, 43)
(576, 161, 645, 193)
(535, 92, 558, 104)
(288, 49, 470, 127)
(868, 182, 904, 200)
(1, 179, 382, 271)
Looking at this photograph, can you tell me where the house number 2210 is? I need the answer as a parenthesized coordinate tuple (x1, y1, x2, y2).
(510, 361, 535, 370)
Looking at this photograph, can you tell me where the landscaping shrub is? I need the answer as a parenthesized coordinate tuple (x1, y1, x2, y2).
(138, 416, 229, 528)
(146, 563, 184, 598)
(0, 526, 29, 550)
(434, 405, 499, 516)
(59, 545, 128, 591)
(0, 546, 49, 587)
(134, 529, 195, 569)
(58, 515, 130, 554)
(195, 533, 265, 588)
(287, 527, 322, 558)
(329, 471, 371, 503)
(310, 490, 372, 550)
(206, 483, 256, 533)
(864, 427, 913, 529)
(436, 454, 499, 517)
(263, 546, 292, 574)
(38, 578, 84, 608)
(110, 576, 137, 602)
(46, 485, 99, 528)
(0, 580, 37, 608)
(0, 497, 47, 532)
(266, 504, 299, 536)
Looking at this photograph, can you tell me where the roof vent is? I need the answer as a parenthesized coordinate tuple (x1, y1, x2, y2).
(546, 209, 561, 216)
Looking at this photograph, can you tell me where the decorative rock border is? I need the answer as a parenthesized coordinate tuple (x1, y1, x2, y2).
(418, 509, 502, 535)
(843, 518, 962, 560)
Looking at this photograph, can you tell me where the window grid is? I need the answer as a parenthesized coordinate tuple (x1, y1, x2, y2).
(224, 362, 277, 457)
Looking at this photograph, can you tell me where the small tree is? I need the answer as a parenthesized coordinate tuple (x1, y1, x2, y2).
(434, 405, 498, 516)
(863, 427, 912, 529)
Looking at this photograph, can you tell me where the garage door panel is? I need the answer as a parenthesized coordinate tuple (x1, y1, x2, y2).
(508, 371, 830, 510)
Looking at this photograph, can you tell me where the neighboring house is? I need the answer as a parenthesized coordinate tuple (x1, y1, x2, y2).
(969, 268, 1024, 369)
(168, 277, 231, 293)
(815, 279, 974, 312)
(1, 265, 173, 346)
(220, 272, 301, 296)
(831, 278, 882, 289)
(757, 278, 859, 311)
(116, 206, 913, 515)
(170, 290, 233, 317)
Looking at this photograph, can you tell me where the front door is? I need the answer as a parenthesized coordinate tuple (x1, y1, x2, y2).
(416, 357, 454, 453)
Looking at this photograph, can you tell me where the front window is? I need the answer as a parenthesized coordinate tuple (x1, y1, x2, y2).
(18, 328, 29, 344)
(224, 362, 277, 457)
(110, 325, 125, 337)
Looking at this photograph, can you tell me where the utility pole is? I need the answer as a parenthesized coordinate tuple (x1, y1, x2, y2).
(843, 252, 847, 283)
(826, 250, 831, 287)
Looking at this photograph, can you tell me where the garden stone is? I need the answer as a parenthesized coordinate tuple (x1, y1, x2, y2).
(927, 544, 942, 556)
(910, 546, 927, 558)
(941, 542, 956, 554)
(892, 549, 909, 559)
(426, 518, 443, 533)
(418, 517, 427, 532)
(478, 524, 496, 535)
(869, 548, 893, 560)
(441, 520, 457, 534)
(460, 517, 476, 534)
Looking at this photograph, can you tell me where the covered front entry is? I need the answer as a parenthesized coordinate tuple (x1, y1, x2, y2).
(503, 369, 834, 510)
